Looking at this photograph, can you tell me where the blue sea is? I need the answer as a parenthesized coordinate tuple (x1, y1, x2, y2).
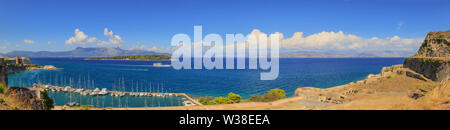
(7, 58, 404, 107)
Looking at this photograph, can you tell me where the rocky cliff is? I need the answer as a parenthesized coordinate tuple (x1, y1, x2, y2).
(415, 31, 450, 57)
(404, 30, 450, 81)
(0, 58, 7, 87)
(4, 87, 46, 110)
(1, 58, 51, 110)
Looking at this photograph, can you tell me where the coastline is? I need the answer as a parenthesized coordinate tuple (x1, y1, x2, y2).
(53, 64, 411, 110)
(49, 62, 449, 110)
(84, 59, 171, 61)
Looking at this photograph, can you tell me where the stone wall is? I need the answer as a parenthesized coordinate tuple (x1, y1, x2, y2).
(404, 30, 450, 82)
(404, 58, 450, 81)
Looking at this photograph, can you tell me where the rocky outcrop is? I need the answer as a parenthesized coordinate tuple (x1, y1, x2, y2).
(4, 87, 47, 110)
(415, 31, 450, 57)
(294, 87, 358, 105)
(404, 30, 450, 82)
(0, 58, 7, 87)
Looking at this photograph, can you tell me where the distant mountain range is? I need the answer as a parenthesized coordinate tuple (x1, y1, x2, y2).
(1, 47, 415, 58)
(1, 47, 168, 57)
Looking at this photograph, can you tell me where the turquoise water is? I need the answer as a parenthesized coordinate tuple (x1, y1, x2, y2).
(8, 58, 404, 107)
(47, 91, 184, 108)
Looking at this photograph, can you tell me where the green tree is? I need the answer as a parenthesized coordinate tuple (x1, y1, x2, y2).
(248, 94, 264, 102)
(248, 89, 287, 102)
(267, 88, 286, 99)
(41, 90, 55, 110)
(227, 92, 241, 104)
(213, 96, 228, 104)
(198, 96, 214, 105)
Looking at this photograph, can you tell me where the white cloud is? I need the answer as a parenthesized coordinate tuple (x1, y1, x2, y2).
(23, 39, 36, 44)
(276, 30, 422, 52)
(98, 28, 124, 46)
(130, 45, 159, 51)
(130, 45, 148, 51)
(64, 28, 124, 46)
(163, 29, 422, 56)
(168, 29, 422, 56)
(65, 28, 97, 45)
(129, 44, 175, 53)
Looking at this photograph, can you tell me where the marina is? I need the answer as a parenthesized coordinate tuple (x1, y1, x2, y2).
(33, 83, 201, 108)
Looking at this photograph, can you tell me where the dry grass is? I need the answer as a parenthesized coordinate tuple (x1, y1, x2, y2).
(408, 80, 450, 109)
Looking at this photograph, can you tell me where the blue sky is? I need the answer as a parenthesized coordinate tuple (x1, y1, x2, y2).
(0, 0, 449, 53)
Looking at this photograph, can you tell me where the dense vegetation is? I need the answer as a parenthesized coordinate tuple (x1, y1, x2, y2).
(41, 90, 55, 110)
(433, 34, 445, 39)
(247, 88, 286, 102)
(85, 55, 171, 61)
(198, 89, 287, 105)
(199, 92, 242, 105)
(0, 84, 4, 93)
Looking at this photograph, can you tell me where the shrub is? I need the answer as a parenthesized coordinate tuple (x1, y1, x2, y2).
(213, 96, 228, 104)
(41, 90, 55, 110)
(396, 70, 404, 75)
(0, 98, 6, 105)
(73, 105, 95, 110)
(387, 75, 395, 79)
(227, 92, 241, 104)
(248, 94, 264, 102)
(10, 106, 18, 110)
(433, 35, 445, 39)
(383, 67, 394, 72)
(267, 88, 286, 99)
(198, 96, 214, 105)
(248, 88, 287, 102)
(0, 84, 4, 93)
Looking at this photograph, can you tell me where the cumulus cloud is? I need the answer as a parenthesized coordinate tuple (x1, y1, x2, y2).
(98, 28, 124, 46)
(65, 28, 124, 46)
(167, 29, 422, 57)
(130, 44, 175, 53)
(276, 30, 422, 52)
(65, 29, 97, 45)
(23, 39, 36, 44)
(130, 45, 159, 51)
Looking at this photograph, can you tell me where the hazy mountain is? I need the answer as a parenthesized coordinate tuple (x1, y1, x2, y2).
(2, 47, 415, 58)
(280, 50, 415, 57)
(2, 47, 168, 57)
